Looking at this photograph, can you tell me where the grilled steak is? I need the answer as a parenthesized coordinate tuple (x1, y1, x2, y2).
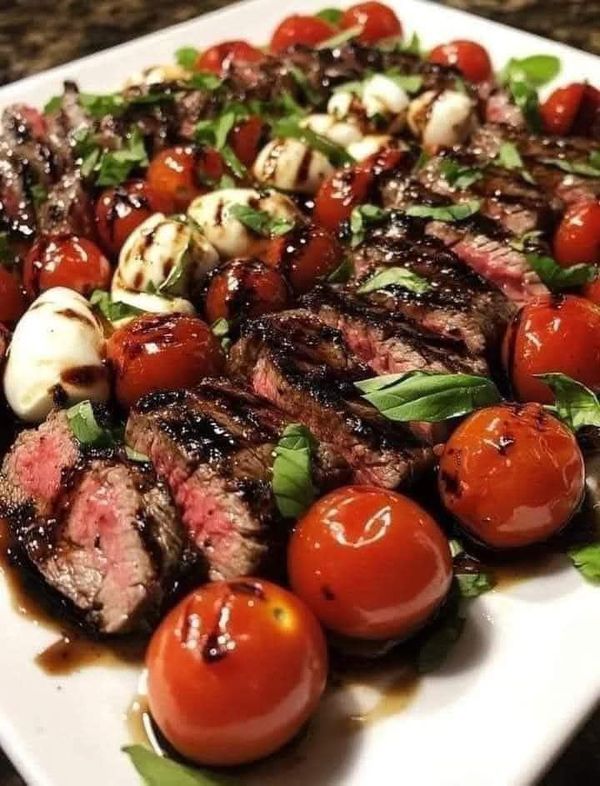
(229, 310, 434, 486)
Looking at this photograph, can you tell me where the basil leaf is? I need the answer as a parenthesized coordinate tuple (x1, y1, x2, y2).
(159, 259, 188, 297)
(502, 55, 561, 87)
(384, 71, 424, 95)
(526, 252, 596, 291)
(538, 156, 600, 178)
(66, 401, 116, 448)
(315, 8, 343, 25)
(451, 540, 496, 598)
(272, 424, 316, 519)
(220, 145, 247, 179)
(124, 746, 239, 786)
(535, 373, 600, 432)
(175, 46, 199, 69)
(30, 183, 48, 208)
(508, 79, 541, 132)
(568, 543, 600, 584)
(453, 76, 467, 95)
(211, 318, 231, 351)
(333, 80, 364, 96)
(400, 32, 421, 56)
(590, 150, 600, 170)
(416, 588, 464, 673)
(439, 159, 482, 190)
(95, 129, 149, 187)
(79, 92, 126, 117)
(405, 200, 480, 222)
(229, 204, 295, 237)
(326, 255, 354, 283)
(496, 141, 523, 170)
(357, 266, 431, 295)
(195, 110, 240, 150)
(349, 203, 387, 247)
(509, 229, 543, 252)
(217, 174, 236, 189)
(273, 117, 354, 166)
(355, 371, 501, 422)
(186, 72, 223, 91)
(316, 24, 362, 49)
(90, 290, 144, 322)
(44, 95, 62, 114)
(125, 447, 150, 463)
(287, 65, 322, 106)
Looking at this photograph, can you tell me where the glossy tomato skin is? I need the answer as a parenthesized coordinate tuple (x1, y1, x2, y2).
(540, 83, 600, 136)
(289, 486, 452, 641)
(428, 40, 492, 83)
(263, 224, 343, 294)
(196, 41, 264, 74)
(583, 277, 600, 306)
(203, 258, 290, 324)
(503, 295, 600, 403)
(553, 201, 600, 266)
(23, 236, 111, 298)
(0, 267, 27, 325)
(229, 115, 268, 168)
(146, 146, 223, 213)
(270, 15, 334, 53)
(439, 404, 585, 549)
(107, 313, 224, 408)
(146, 579, 328, 766)
(340, 2, 402, 44)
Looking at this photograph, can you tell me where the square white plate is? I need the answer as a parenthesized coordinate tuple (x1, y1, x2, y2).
(0, 2, 599, 785)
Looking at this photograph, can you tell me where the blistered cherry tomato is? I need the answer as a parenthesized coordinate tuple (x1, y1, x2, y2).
(340, 2, 402, 44)
(263, 224, 343, 293)
(553, 201, 600, 267)
(503, 294, 600, 403)
(270, 15, 334, 53)
(289, 486, 452, 640)
(0, 267, 27, 325)
(146, 146, 224, 213)
(95, 180, 172, 257)
(541, 83, 600, 136)
(229, 115, 267, 168)
(23, 236, 111, 298)
(583, 277, 600, 306)
(196, 41, 264, 74)
(203, 258, 290, 324)
(107, 313, 224, 408)
(428, 40, 492, 83)
(439, 403, 584, 549)
(146, 578, 327, 766)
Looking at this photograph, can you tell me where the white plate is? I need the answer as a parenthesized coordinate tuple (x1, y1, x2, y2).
(1, 2, 599, 785)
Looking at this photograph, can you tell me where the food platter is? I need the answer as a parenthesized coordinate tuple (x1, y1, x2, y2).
(0, 1, 598, 785)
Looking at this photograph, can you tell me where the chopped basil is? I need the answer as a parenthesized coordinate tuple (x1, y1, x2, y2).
(399, 32, 422, 56)
(287, 65, 322, 106)
(452, 77, 468, 95)
(538, 156, 600, 178)
(405, 200, 481, 222)
(526, 252, 597, 292)
(186, 72, 223, 91)
(95, 129, 149, 187)
(333, 80, 364, 97)
(272, 424, 316, 519)
(175, 46, 200, 70)
(508, 79, 542, 132)
(229, 204, 295, 237)
(43, 95, 62, 114)
(316, 24, 362, 49)
(272, 117, 354, 166)
(326, 255, 354, 283)
(496, 141, 523, 170)
(159, 258, 189, 297)
(217, 173, 236, 189)
(535, 373, 600, 432)
(500, 55, 561, 87)
(315, 7, 343, 25)
(30, 183, 48, 208)
(384, 71, 424, 95)
(79, 92, 126, 117)
(357, 266, 431, 295)
(195, 110, 248, 178)
(220, 145, 247, 179)
(349, 203, 387, 247)
(450, 540, 496, 598)
(211, 318, 231, 351)
(439, 159, 482, 190)
(90, 290, 144, 322)
(125, 447, 150, 463)
(355, 371, 501, 422)
(568, 543, 600, 584)
(66, 401, 116, 449)
(416, 587, 464, 673)
(124, 745, 240, 786)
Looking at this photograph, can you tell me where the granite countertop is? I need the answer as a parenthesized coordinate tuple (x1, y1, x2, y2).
(0, 1, 599, 784)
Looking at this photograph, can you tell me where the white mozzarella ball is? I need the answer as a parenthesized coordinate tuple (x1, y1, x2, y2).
(109, 284, 195, 327)
(252, 138, 334, 195)
(327, 90, 354, 120)
(362, 74, 409, 118)
(187, 188, 300, 259)
(125, 64, 190, 87)
(347, 134, 396, 161)
(301, 114, 363, 147)
(4, 288, 109, 423)
(407, 90, 477, 152)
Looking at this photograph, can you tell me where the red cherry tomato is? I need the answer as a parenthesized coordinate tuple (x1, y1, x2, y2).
(229, 115, 267, 168)
(340, 2, 402, 44)
(270, 15, 335, 53)
(23, 236, 111, 298)
(107, 313, 224, 408)
(553, 201, 600, 267)
(428, 40, 492, 83)
(203, 258, 290, 324)
(146, 579, 327, 766)
(289, 487, 452, 641)
(503, 294, 600, 403)
(146, 146, 223, 213)
(0, 267, 27, 325)
(582, 277, 600, 306)
(95, 181, 172, 257)
(540, 83, 600, 136)
(439, 403, 585, 549)
(263, 224, 343, 293)
(196, 41, 264, 74)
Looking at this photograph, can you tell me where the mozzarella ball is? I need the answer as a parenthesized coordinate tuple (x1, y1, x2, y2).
(252, 138, 334, 195)
(362, 74, 409, 119)
(301, 114, 363, 147)
(4, 288, 109, 422)
(109, 284, 195, 327)
(347, 134, 396, 161)
(407, 90, 477, 152)
(187, 188, 300, 259)
(327, 90, 354, 120)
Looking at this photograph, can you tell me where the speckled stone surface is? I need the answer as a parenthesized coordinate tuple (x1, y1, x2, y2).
(0, 1, 598, 784)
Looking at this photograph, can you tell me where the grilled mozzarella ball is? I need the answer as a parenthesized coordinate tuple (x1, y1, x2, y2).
(407, 89, 477, 152)
(327, 75, 409, 131)
(110, 285, 196, 325)
(187, 188, 300, 259)
(347, 134, 396, 161)
(301, 114, 363, 147)
(252, 138, 334, 195)
(4, 287, 109, 422)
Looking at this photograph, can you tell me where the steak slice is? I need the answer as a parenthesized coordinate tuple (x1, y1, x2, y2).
(126, 380, 351, 581)
(228, 311, 434, 486)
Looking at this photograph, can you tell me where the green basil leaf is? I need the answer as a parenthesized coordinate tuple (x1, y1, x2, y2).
(287, 65, 322, 106)
(439, 159, 482, 190)
(326, 255, 354, 283)
(186, 72, 223, 91)
(384, 71, 424, 95)
(538, 156, 600, 178)
(272, 117, 354, 166)
(509, 229, 543, 252)
(79, 92, 126, 117)
(568, 543, 600, 584)
(456, 572, 495, 598)
(399, 32, 421, 56)
(503, 55, 561, 87)
(535, 373, 600, 432)
(508, 79, 541, 132)
(217, 174, 236, 189)
(316, 24, 362, 49)
(195, 110, 239, 150)
(229, 204, 295, 237)
(90, 290, 145, 322)
(349, 203, 387, 247)
(416, 588, 464, 673)
(159, 259, 188, 297)
(30, 183, 48, 208)
(315, 8, 343, 25)
(405, 200, 481, 222)
(66, 401, 116, 448)
(95, 129, 149, 187)
(272, 424, 316, 519)
(355, 371, 501, 422)
(333, 80, 364, 96)
(590, 150, 600, 170)
(125, 446, 150, 463)
(220, 144, 247, 179)
(496, 141, 524, 170)
(124, 746, 239, 786)
(44, 95, 62, 114)
(526, 252, 597, 291)
(175, 46, 199, 70)
(357, 266, 431, 295)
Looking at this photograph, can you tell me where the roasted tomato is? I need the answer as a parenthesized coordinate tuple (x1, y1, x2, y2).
(428, 40, 492, 83)
(263, 224, 343, 293)
(203, 258, 290, 324)
(289, 486, 452, 640)
(0, 267, 27, 325)
(95, 180, 172, 257)
(229, 115, 267, 168)
(270, 14, 335, 52)
(107, 313, 224, 408)
(553, 201, 600, 267)
(196, 41, 264, 74)
(23, 236, 111, 298)
(340, 2, 402, 44)
(541, 83, 600, 136)
(503, 295, 600, 403)
(146, 146, 224, 213)
(439, 403, 585, 549)
(146, 578, 327, 766)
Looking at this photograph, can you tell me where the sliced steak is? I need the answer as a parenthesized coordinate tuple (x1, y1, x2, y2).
(229, 311, 434, 486)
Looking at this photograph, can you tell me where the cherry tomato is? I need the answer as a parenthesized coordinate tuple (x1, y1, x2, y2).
(540, 83, 600, 136)
(270, 15, 335, 53)
(289, 486, 452, 640)
(0, 267, 27, 325)
(196, 41, 264, 74)
(146, 578, 327, 766)
(503, 294, 600, 403)
(203, 258, 290, 324)
(107, 313, 224, 408)
(95, 180, 172, 257)
(428, 40, 492, 83)
(146, 146, 223, 213)
(263, 224, 343, 294)
(229, 115, 267, 168)
(23, 236, 111, 298)
(439, 403, 584, 549)
(582, 277, 600, 306)
(340, 2, 402, 44)
(553, 201, 600, 267)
